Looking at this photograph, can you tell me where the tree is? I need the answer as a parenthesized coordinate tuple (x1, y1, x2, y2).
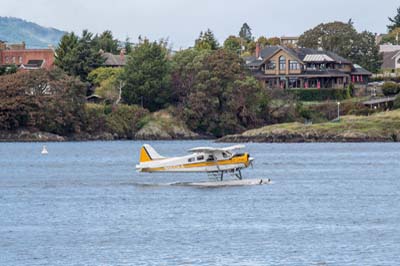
(350, 31, 382, 73)
(122, 39, 171, 111)
(298, 21, 358, 59)
(298, 21, 381, 72)
(55, 30, 105, 82)
(381, 27, 400, 45)
(239, 23, 253, 42)
(267, 37, 281, 46)
(194, 29, 219, 51)
(257, 36, 269, 47)
(124, 37, 132, 54)
(88, 67, 124, 104)
(388, 6, 400, 31)
(0, 69, 86, 134)
(93, 30, 119, 54)
(181, 49, 267, 136)
(223, 35, 242, 53)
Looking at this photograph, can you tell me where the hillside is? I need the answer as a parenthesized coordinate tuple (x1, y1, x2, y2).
(219, 110, 400, 143)
(0, 17, 66, 48)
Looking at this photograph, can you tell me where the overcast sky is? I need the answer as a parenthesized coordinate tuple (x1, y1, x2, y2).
(1, 0, 399, 48)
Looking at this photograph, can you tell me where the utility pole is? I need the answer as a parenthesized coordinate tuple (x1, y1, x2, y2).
(337, 102, 341, 121)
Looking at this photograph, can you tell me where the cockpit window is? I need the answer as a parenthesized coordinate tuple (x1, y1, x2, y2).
(197, 155, 204, 161)
(222, 152, 229, 158)
(206, 155, 215, 161)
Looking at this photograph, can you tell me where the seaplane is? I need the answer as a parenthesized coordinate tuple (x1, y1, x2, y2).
(136, 144, 270, 186)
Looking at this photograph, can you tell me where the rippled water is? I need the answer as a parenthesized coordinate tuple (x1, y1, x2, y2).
(1, 141, 400, 265)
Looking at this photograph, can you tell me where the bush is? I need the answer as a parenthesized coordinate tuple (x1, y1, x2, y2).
(105, 105, 149, 138)
(84, 104, 107, 134)
(394, 95, 400, 109)
(290, 88, 351, 102)
(382, 82, 400, 96)
(84, 104, 149, 138)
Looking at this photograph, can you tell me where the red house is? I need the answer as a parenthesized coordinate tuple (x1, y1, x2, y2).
(0, 41, 55, 70)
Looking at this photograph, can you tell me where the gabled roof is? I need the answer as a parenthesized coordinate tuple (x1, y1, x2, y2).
(102, 52, 126, 67)
(246, 45, 353, 68)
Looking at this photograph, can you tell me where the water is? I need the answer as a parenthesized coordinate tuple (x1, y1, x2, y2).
(0, 141, 400, 266)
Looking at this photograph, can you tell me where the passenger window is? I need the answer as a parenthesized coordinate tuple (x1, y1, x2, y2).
(222, 152, 229, 158)
(197, 155, 204, 161)
(188, 158, 195, 163)
(206, 155, 215, 162)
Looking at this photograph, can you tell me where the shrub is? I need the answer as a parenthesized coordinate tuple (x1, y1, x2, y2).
(105, 105, 149, 138)
(394, 95, 400, 109)
(290, 88, 351, 102)
(382, 82, 400, 96)
(84, 104, 107, 134)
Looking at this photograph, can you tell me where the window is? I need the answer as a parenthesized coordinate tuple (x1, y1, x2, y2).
(5, 56, 9, 63)
(279, 56, 286, 71)
(197, 155, 204, 161)
(266, 60, 276, 70)
(188, 158, 195, 163)
(206, 155, 215, 162)
(19, 56, 23, 64)
(289, 60, 300, 70)
(12, 56, 16, 63)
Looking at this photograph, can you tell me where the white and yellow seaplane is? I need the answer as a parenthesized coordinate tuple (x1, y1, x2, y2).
(136, 144, 269, 186)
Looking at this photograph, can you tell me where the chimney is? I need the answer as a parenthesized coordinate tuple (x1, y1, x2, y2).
(256, 42, 261, 59)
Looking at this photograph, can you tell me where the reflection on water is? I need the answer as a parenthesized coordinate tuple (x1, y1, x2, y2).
(1, 141, 400, 265)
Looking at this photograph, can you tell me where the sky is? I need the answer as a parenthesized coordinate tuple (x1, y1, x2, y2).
(1, 0, 399, 48)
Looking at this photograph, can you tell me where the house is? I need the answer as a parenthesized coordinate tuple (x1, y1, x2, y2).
(379, 45, 400, 73)
(245, 44, 371, 89)
(0, 40, 55, 70)
(280, 36, 299, 47)
(101, 49, 126, 67)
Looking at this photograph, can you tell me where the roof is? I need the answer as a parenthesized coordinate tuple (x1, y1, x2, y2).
(379, 45, 400, 53)
(102, 52, 126, 66)
(19, 59, 45, 69)
(248, 45, 352, 67)
(352, 64, 372, 76)
(303, 54, 334, 62)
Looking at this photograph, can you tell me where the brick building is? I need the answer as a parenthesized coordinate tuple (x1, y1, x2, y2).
(0, 41, 55, 70)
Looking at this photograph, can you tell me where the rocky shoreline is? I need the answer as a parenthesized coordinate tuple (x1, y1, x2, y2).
(0, 129, 204, 142)
(218, 130, 399, 143)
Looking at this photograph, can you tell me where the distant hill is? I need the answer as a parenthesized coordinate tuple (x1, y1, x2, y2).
(0, 17, 66, 48)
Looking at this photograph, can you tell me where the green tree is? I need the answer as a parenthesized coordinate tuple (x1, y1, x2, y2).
(350, 31, 382, 73)
(122, 39, 171, 111)
(381, 27, 400, 45)
(88, 67, 124, 104)
(181, 49, 267, 136)
(388, 6, 400, 31)
(124, 37, 132, 54)
(93, 30, 119, 54)
(239, 23, 253, 42)
(194, 29, 219, 51)
(257, 36, 269, 47)
(55, 30, 105, 82)
(298, 21, 358, 59)
(223, 35, 242, 53)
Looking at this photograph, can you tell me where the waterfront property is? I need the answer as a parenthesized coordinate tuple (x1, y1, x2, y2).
(245, 45, 371, 89)
(0, 40, 55, 70)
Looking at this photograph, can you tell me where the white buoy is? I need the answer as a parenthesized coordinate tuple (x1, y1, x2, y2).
(41, 145, 48, 155)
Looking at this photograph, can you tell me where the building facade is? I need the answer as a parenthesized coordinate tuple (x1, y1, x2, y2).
(0, 41, 55, 70)
(245, 45, 371, 89)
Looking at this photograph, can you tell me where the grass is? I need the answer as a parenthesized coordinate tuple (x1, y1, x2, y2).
(242, 109, 400, 138)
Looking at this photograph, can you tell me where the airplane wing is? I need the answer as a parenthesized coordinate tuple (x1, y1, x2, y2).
(188, 145, 245, 153)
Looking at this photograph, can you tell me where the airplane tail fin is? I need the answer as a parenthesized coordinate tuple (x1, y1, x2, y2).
(139, 144, 165, 163)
